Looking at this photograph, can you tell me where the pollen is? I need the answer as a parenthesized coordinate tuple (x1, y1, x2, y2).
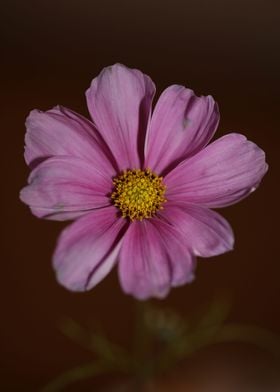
(111, 168, 167, 221)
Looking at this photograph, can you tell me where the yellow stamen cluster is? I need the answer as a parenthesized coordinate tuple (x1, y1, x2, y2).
(111, 169, 167, 221)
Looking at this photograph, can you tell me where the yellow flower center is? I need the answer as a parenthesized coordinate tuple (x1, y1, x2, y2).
(111, 169, 167, 221)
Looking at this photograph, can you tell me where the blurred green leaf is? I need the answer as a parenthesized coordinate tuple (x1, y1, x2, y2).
(44, 298, 280, 391)
(41, 361, 110, 392)
(59, 317, 130, 371)
(215, 323, 280, 357)
(195, 296, 232, 330)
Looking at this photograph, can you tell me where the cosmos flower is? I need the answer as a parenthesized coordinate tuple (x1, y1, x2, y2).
(20, 64, 268, 299)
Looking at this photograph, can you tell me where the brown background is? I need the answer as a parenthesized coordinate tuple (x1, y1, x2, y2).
(1, 0, 279, 390)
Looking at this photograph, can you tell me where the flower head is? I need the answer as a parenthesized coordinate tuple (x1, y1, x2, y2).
(20, 64, 268, 299)
(111, 168, 167, 220)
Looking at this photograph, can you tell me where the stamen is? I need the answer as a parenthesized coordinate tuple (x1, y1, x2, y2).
(111, 168, 167, 221)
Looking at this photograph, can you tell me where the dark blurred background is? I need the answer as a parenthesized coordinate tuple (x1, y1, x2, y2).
(1, 0, 279, 390)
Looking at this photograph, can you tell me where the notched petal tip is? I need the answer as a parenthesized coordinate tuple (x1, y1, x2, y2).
(145, 85, 220, 175)
(86, 63, 155, 170)
(159, 203, 235, 259)
(118, 218, 197, 300)
(19, 185, 31, 206)
(165, 133, 268, 208)
(19, 155, 113, 221)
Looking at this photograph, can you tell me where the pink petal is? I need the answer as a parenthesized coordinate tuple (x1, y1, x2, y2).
(154, 219, 196, 287)
(159, 202, 234, 257)
(145, 85, 219, 175)
(118, 219, 195, 300)
(86, 64, 155, 170)
(20, 156, 112, 221)
(24, 105, 116, 175)
(53, 206, 126, 291)
(165, 133, 268, 208)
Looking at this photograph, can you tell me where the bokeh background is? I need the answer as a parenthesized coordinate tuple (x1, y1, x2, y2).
(1, 0, 279, 390)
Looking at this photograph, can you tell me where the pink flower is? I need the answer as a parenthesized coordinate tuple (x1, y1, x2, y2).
(20, 64, 268, 299)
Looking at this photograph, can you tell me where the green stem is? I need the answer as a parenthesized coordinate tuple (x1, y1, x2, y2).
(133, 301, 154, 383)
